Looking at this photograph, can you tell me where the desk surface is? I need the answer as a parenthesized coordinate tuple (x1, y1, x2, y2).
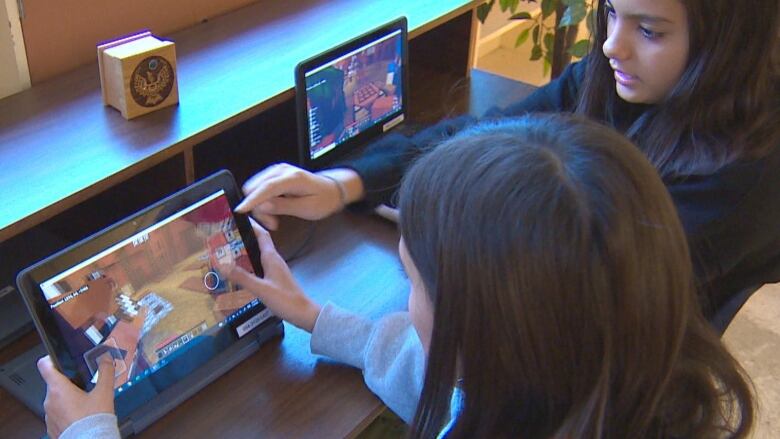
(0, 0, 476, 243)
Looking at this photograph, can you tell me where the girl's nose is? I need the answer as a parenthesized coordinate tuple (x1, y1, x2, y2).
(603, 21, 631, 62)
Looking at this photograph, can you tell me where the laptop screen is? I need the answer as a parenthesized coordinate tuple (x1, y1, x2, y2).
(38, 189, 268, 397)
(296, 18, 407, 168)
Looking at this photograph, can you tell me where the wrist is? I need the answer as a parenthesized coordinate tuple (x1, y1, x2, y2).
(317, 168, 365, 205)
(319, 174, 347, 210)
(303, 301, 322, 333)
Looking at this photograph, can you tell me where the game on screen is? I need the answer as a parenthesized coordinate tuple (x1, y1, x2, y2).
(305, 29, 403, 160)
(39, 190, 260, 393)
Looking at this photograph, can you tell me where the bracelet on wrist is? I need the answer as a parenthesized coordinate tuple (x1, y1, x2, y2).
(320, 174, 348, 209)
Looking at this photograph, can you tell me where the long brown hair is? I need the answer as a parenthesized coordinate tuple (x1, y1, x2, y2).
(399, 115, 753, 438)
(577, 0, 780, 178)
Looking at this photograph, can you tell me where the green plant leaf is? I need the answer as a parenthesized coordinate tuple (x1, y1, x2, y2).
(530, 44, 543, 61)
(510, 12, 532, 20)
(543, 58, 551, 77)
(559, 3, 586, 27)
(514, 27, 531, 46)
(499, 0, 519, 12)
(476, 1, 495, 23)
(532, 24, 540, 45)
(543, 32, 554, 52)
(567, 39, 590, 57)
(541, 0, 556, 19)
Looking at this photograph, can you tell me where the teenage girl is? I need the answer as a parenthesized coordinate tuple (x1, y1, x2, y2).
(39, 115, 755, 438)
(236, 0, 780, 326)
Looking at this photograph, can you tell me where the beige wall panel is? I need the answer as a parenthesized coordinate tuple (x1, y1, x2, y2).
(22, 0, 259, 83)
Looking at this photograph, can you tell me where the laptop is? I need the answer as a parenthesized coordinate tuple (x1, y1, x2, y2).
(295, 17, 408, 170)
(11, 170, 283, 437)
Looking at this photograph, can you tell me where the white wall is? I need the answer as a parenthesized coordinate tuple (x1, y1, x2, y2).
(0, 0, 30, 99)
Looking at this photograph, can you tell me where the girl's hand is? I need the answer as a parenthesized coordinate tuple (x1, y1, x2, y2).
(37, 355, 116, 439)
(236, 163, 363, 230)
(222, 220, 321, 332)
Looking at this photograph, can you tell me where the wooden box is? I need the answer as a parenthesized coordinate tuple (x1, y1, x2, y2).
(97, 32, 179, 119)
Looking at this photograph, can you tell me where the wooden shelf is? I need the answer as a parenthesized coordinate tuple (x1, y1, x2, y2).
(0, 0, 477, 243)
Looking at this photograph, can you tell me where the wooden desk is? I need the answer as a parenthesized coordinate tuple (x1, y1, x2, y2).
(0, 0, 478, 243)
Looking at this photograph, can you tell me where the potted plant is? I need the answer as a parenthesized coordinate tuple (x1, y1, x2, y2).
(477, 0, 593, 78)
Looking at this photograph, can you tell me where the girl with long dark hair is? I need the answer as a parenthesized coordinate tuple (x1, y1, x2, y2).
(237, 0, 780, 327)
(396, 116, 755, 438)
(245, 115, 757, 437)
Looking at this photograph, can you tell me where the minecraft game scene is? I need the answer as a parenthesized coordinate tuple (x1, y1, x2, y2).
(305, 29, 403, 159)
(39, 191, 258, 392)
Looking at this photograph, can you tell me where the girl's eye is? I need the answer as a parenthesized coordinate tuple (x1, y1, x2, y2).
(640, 27, 663, 40)
(605, 4, 616, 18)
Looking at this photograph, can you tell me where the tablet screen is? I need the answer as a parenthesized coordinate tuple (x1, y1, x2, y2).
(38, 189, 264, 396)
(296, 18, 407, 169)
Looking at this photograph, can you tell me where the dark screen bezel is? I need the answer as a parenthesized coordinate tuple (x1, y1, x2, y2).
(16, 170, 266, 390)
(295, 17, 408, 170)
